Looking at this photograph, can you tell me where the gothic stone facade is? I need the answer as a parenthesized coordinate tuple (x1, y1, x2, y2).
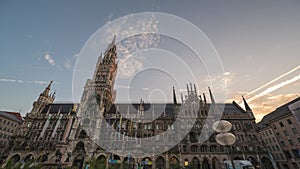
(3, 37, 272, 169)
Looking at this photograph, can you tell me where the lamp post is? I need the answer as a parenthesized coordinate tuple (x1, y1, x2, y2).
(213, 120, 236, 169)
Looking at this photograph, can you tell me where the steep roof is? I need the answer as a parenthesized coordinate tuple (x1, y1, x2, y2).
(257, 97, 300, 128)
(40, 101, 247, 116)
(41, 103, 79, 114)
(0, 111, 23, 123)
(107, 103, 175, 117)
(106, 102, 246, 115)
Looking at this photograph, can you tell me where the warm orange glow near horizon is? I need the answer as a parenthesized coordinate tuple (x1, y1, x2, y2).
(227, 93, 300, 122)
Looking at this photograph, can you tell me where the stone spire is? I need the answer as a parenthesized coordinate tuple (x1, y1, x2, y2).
(42, 80, 52, 96)
(242, 96, 252, 112)
(31, 81, 55, 114)
(208, 87, 215, 105)
(186, 84, 190, 95)
(203, 93, 207, 105)
(173, 86, 177, 104)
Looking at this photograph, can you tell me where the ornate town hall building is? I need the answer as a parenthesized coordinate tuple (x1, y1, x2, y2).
(2, 37, 273, 169)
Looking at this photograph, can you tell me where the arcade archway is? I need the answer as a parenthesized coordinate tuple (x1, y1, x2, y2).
(95, 155, 106, 169)
(156, 156, 166, 169)
(191, 157, 201, 169)
(10, 154, 21, 164)
(108, 154, 121, 168)
(141, 157, 152, 169)
(23, 154, 34, 163)
(123, 156, 135, 169)
(212, 157, 220, 169)
(72, 154, 85, 169)
(202, 157, 210, 169)
(261, 157, 274, 169)
(169, 156, 180, 169)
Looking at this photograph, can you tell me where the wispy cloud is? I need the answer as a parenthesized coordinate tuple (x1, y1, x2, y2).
(33, 80, 49, 85)
(0, 79, 18, 83)
(246, 65, 300, 97)
(228, 93, 299, 122)
(63, 53, 79, 70)
(251, 93, 299, 122)
(205, 72, 234, 93)
(207, 72, 234, 85)
(117, 54, 144, 78)
(248, 74, 300, 102)
(44, 53, 55, 66)
(0, 78, 58, 85)
(64, 58, 72, 70)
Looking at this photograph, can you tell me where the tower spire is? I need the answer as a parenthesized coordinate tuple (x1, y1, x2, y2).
(112, 35, 116, 45)
(181, 93, 184, 103)
(106, 35, 117, 53)
(242, 96, 252, 112)
(203, 93, 207, 105)
(186, 84, 190, 95)
(42, 80, 53, 96)
(47, 80, 53, 89)
(194, 84, 198, 96)
(208, 87, 215, 104)
(173, 86, 177, 104)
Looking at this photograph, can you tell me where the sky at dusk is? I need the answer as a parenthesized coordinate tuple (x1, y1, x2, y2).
(1, 0, 300, 122)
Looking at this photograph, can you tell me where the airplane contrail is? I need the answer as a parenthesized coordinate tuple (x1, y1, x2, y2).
(248, 74, 300, 103)
(246, 65, 300, 97)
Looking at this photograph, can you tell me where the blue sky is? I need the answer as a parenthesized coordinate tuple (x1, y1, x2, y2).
(1, 0, 300, 121)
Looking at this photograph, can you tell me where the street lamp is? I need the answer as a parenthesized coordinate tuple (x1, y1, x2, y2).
(213, 120, 236, 169)
(184, 159, 189, 168)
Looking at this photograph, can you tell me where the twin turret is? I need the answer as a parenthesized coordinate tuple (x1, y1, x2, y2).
(31, 80, 55, 114)
(174, 84, 254, 116)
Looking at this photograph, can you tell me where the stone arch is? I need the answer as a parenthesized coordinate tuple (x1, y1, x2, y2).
(155, 156, 166, 169)
(201, 157, 210, 169)
(141, 157, 153, 169)
(96, 155, 107, 169)
(108, 154, 121, 168)
(97, 154, 107, 160)
(23, 153, 34, 163)
(72, 154, 85, 169)
(123, 156, 135, 168)
(78, 130, 88, 139)
(169, 156, 180, 169)
(212, 157, 220, 169)
(191, 157, 201, 169)
(261, 156, 274, 169)
(73, 141, 86, 154)
(9, 154, 21, 164)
